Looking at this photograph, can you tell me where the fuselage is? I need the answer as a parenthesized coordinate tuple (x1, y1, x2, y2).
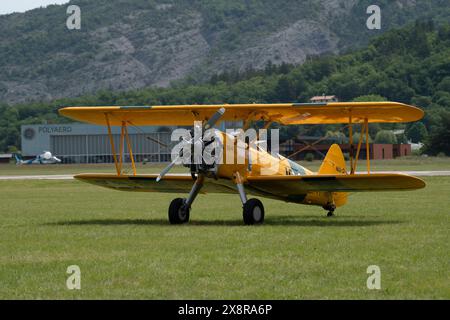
(213, 131, 347, 209)
(17, 153, 61, 165)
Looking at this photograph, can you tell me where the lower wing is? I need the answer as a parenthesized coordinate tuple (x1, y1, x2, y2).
(75, 173, 425, 195)
(74, 173, 236, 194)
(246, 173, 426, 195)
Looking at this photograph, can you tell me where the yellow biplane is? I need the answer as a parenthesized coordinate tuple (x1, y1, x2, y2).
(59, 102, 425, 225)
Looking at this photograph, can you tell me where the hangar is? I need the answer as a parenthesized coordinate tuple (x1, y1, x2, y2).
(20, 123, 176, 164)
(21, 121, 239, 164)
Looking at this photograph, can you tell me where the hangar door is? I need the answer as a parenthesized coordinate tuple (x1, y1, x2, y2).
(50, 133, 171, 164)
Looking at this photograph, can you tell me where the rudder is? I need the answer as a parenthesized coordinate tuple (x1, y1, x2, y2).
(13, 153, 23, 165)
(318, 144, 347, 208)
(318, 144, 346, 175)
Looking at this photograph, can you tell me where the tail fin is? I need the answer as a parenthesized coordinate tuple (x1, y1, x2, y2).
(13, 153, 23, 165)
(318, 144, 346, 175)
(318, 144, 348, 208)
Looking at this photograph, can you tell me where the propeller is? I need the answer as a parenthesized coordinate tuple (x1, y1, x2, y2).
(156, 135, 190, 182)
(205, 107, 225, 130)
(156, 107, 225, 182)
(156, 158, 179, 182)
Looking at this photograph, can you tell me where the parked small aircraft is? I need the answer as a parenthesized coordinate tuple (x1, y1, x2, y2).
(14, 151, 61, 165)
(59, 102, 426, 225)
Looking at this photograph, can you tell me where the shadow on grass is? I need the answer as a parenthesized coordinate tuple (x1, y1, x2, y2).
(47, 216, 403, 227)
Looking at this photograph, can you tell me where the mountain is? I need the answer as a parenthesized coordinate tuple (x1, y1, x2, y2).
(0, 0, 449, 104)
(1, 20, 449, 154)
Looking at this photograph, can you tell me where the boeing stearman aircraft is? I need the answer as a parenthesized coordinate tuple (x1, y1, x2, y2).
(59, 102, 426, 225)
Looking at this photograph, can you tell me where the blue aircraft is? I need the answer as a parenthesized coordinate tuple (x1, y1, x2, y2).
(14, 151, 61, 165)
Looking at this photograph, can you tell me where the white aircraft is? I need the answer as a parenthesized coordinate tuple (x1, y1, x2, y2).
(14, 151, 61, 165)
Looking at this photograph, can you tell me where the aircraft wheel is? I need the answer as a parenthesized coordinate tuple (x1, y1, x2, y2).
(243, 198, 265, 225)
(168, 198, 190, 224)
(323, 203, 336, 217)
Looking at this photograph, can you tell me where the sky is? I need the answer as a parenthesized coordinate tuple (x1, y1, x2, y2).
(0, 0, 70, 15)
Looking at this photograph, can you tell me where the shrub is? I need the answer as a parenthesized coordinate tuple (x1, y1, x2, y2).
(304, 153, 314, 162)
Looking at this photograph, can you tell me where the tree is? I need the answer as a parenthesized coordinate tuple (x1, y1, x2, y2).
(423, 111, 450, 156)
(352, 132, 372, 143)
(411, 96, 432, 108)
(352, 94, 387, 102)
(326, 131, 347, 143)
(273, 76, 296, 102)
(406, 122, 428, 143)
(264, 60, 275, 76)
(374, 130, 397, 144)
(396, 133, 408, 144)
(437, 76, 450, 92)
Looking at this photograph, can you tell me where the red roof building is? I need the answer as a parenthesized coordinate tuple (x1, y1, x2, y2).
(310, 95, 338, 103)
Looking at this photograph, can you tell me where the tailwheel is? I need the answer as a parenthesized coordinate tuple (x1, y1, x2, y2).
(323, 203, 336, 217)
(168, 198, 190, 224)
(243, 198, 265, 225)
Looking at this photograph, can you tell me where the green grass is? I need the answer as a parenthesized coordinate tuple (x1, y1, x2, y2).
(0, 177, 449, 299)
(1, 156, 449, 176)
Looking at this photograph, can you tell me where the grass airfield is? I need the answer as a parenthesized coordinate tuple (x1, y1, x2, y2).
(0, 158, 449, 299)
(1, 155, 450, 176)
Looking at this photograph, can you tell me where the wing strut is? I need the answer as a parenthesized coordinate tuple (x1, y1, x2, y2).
(350, 117, 371, 174)
(105, 113, 121, 176)
(365, 118, 370, 174)
(104, 113, 137, 176)
(124, 124, 137, 175)
(349, 113, 354, 173)
(283, 113, 372, 175)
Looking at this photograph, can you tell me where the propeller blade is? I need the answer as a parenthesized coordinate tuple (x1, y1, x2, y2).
(254, 140, 267, 145)
(204, 107, 225, 130)
(156, 157, 179, 182)
(248, 147, 252, 172)
(276, 153, 286, 160)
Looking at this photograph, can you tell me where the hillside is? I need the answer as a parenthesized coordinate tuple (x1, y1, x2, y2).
(1, 0, 450, 104)
(1, 21, 449, 155)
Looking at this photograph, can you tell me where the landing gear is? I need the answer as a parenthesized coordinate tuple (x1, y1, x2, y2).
(168, 170, 267, 225)
(323, 203, 336, 217)
(168, 198, 190, 224)
(168, 174, 204, 224)
(235, 172, 265, 225)
(243, 198, 265, 225)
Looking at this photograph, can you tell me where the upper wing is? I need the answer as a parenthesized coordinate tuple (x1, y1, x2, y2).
(246, 173, 426, 195)
(59, 102, 424, 126)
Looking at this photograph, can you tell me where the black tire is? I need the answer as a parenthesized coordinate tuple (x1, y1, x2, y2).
(168, 198, 190, 224)
(243, 198, 265, 225)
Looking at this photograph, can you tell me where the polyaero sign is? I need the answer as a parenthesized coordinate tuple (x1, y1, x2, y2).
(38, 126, 73, 134)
